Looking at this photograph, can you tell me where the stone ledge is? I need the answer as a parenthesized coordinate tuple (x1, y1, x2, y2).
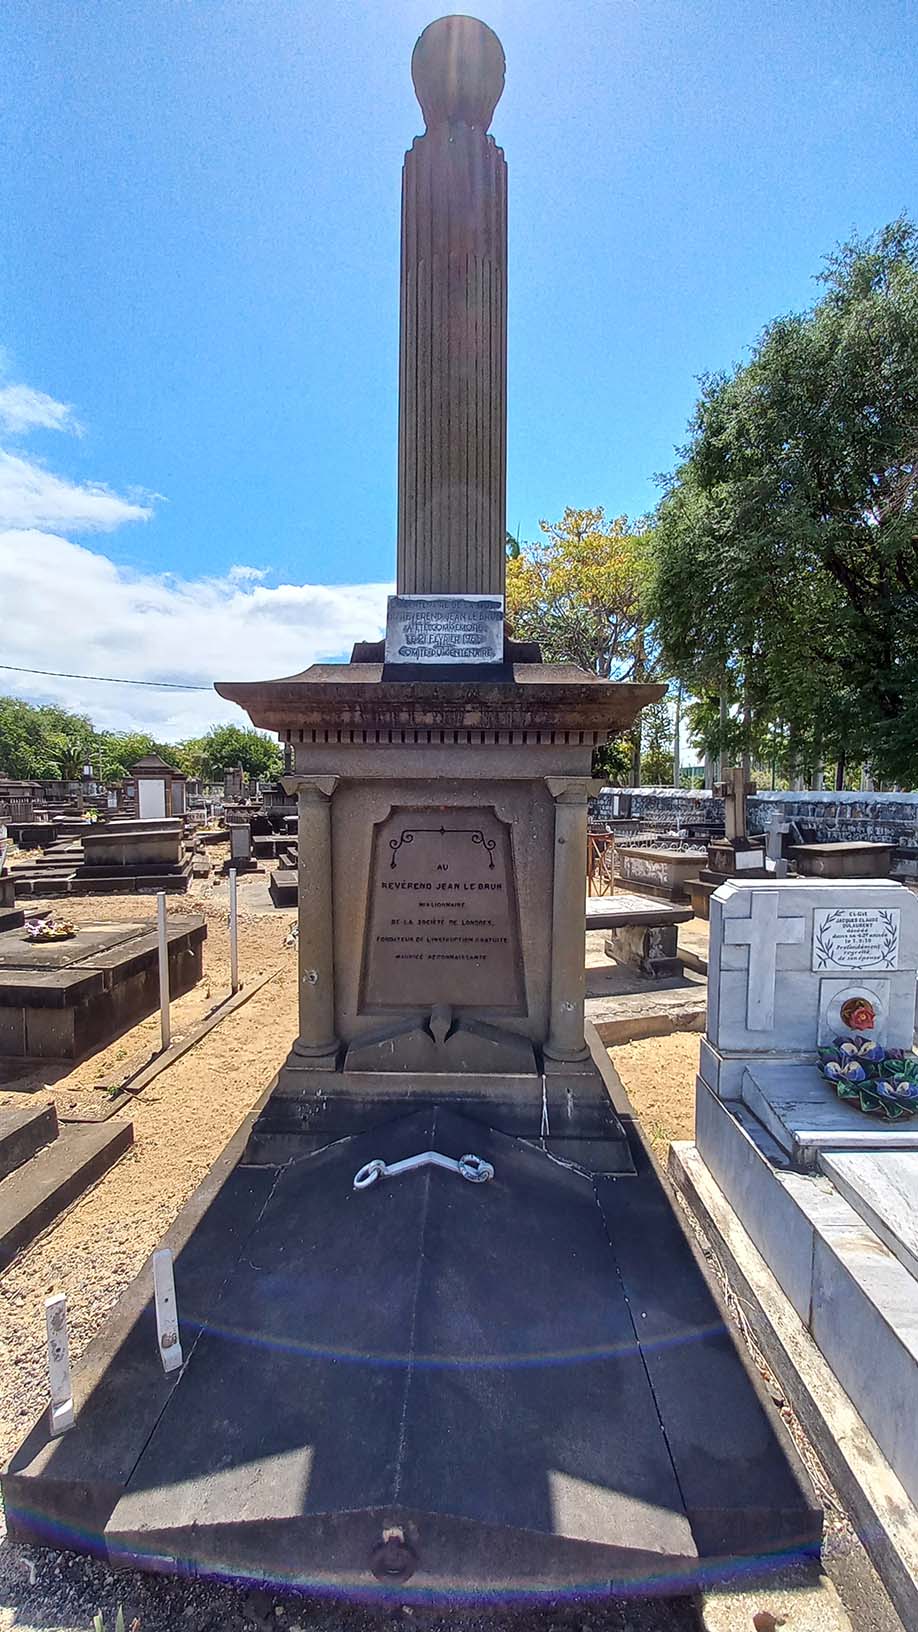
(670, 1140, 918, 1630)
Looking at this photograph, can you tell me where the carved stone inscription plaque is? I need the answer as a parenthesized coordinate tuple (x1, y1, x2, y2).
(384, 594, 504, 663)
(359, 806, 525, 1012)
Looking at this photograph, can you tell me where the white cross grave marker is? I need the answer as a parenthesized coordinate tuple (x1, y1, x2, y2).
(723, 890, 805, 1030)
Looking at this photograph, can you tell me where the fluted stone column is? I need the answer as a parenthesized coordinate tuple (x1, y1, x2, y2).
(282, 774, 339, 1069)
(544, 777, 591, 1064)
(397, 15, 507, 598)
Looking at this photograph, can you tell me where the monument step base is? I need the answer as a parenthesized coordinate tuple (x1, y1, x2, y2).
(0, 1099, 58, 1179)
(0, 906, 25, 932)
(693, 1078, 918, 1514)
(247, 1065, 634, 1172)
(4, 1101, 819, 1595)
(13, 872, 192, 897)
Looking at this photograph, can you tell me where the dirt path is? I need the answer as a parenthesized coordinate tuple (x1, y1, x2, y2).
(608, 1033, 699, 1154)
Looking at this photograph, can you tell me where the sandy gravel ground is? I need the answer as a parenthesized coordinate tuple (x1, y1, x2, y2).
(607, 1036, 699, 1154)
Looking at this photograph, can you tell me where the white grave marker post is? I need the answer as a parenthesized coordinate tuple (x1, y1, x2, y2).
(153, 1248, 183, 1373)
(229, 867, 240, 994)
(156, 891, 171, 1051)
(723, 890, 806, 1030)
(45, 1293, 74, 1434)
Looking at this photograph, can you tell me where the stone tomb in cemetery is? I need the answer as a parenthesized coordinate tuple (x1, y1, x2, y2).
(614, 839, 707, 902)
(671, 876, 918, 1583)
(587, 892, 691, 979)
(688, 766, 768, 920)
(0, 913, 205, 1059)
(10, 818, 193, 897)
(5, 18, 820, 1598)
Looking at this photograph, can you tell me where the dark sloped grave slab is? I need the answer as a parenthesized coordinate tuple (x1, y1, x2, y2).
(4, 1105, 819, 1599)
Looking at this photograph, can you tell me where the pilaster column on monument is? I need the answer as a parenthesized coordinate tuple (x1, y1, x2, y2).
(281, 774, 340, 1069)
(543, 776, 591, 1065)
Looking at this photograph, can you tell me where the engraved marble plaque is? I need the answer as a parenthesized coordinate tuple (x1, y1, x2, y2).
(359, 806, 525, 1012)
(384, 594, 504, 664)
(812, 906, 900, 971)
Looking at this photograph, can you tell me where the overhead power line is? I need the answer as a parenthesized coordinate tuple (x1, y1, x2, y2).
(0, 663, 213, 692)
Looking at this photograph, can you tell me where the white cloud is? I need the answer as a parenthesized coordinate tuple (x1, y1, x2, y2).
(0, 529, 391, 738)
(227, 563, 268, 583)
(0, 450, 153, 532)
(0, 382, 81, 437)
(0, 366, 391, 740)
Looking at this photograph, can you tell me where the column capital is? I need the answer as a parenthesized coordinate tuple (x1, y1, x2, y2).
(282, 775, 339, 800)
(544, 776, 590, 806)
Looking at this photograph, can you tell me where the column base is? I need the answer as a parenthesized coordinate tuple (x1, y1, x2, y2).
(543, 1044, 591, 1070)
(286, 1040, 341, 1073)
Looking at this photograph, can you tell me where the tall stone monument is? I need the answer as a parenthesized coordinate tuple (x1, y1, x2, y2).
(5, 17, 820, 1598)
(216, 16, 661, 1167)
(397, 16, 507, 597)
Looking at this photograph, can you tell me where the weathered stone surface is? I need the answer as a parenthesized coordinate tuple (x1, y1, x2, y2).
(0, 1099, 57, 1179)
(385, 595, 504, 664)
(0, 916, 205, 1059)
(397, 17, 507, 598)
(359, 804, 524, 1012)
(791, 841, 895, 878)
(0, 1118, 133, 1267)
(616, 844, 705, 902)
(820, 1149, 918, 1283)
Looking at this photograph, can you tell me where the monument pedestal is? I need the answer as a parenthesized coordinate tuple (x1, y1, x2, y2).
(216, 662, 661, 1174)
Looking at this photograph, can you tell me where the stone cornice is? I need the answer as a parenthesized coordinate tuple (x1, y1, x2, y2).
(215, 664, 664, 739)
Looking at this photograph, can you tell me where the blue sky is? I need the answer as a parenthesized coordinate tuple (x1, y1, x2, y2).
(0, 0, 915, 736)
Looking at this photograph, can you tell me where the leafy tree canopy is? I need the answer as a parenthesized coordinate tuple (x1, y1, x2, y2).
(0, 698, 282, 786)
(648, 217, 918, 784)
(506, 507, 653, 678)
(196, 724, 283, 781)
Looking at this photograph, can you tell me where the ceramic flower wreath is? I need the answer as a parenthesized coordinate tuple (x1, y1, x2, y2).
(23, 917, 77, 943)
(819, 1005, 918, 1122)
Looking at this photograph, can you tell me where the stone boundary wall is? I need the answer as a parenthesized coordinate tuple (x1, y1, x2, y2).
(590, 787, 918, 845)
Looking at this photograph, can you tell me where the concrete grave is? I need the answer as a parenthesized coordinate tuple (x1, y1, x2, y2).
(0, 914, 205, 1059)
(615, 843, 705, 902)
(672, 875, 918, 1543)
(586, 892, 691, 978)
(789, 841, 895, 878)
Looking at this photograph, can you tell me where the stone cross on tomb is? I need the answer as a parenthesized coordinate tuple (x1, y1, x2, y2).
(715, 764, 755, 844)
(724, 890, 806, 1030)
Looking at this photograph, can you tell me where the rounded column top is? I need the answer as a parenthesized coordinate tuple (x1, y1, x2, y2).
(411, 15, 505, 132)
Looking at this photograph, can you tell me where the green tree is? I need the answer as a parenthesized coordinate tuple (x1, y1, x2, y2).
(0, 697, 95, 780)
(170, 738, 207, 780)
(197, 724, 283, 781)
(639, 696, 675, 785)
(506, 507, 652, 678)
(95, 731, 164, 782)
(648, 217, 918, 786)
